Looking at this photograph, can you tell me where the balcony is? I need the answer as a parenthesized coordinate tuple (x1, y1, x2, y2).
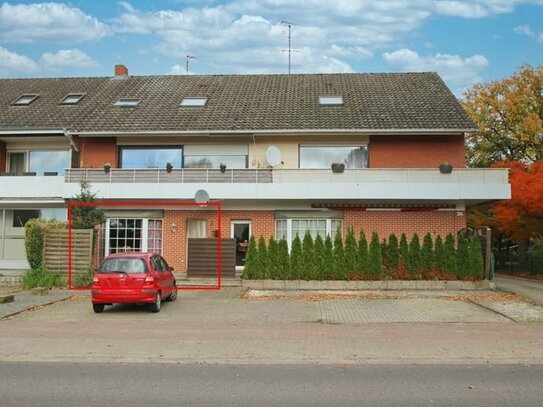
(59, 167, 510, 203)
(0, 173, 64, 202)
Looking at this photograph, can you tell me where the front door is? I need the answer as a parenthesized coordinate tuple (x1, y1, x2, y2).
(231, 221, 251, 267)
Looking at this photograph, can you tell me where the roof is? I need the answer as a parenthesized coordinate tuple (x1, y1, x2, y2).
(0, 73, 475, 134)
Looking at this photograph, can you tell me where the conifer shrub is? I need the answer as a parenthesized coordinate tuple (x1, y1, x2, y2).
(357, 231, 369, 275)
(302, 232, 316, 279)
(333, 231, 346, 279)
(290, 234, 303, 280)
(399, 233, 409, 275)
(278, 239, 291, 279)
(241, 236, 259, 279)
(434, 235, 446, 273)
(386, 233, 400, 274)
(267, 237, 280, 279)
(24, 218, 46, 270)
(468, 235, 484, 280)
(456, 234, 470, 280)
(444, 233, 458, 277)
(323, 235, 334, 279)
(344, 228, 358, 279)
(407, 233, 422, 278)
(421, 233, 434, 275)
(257, 236, 269, 279)
(367, 232, 384, 277)
(313, 234, 326, 280)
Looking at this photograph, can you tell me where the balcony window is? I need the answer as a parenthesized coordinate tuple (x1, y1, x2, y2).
(119, 147, 183, 169)
(106, 218, 163, 255)
(183, 155, 247, 169)
(7, 150, 69, 175)
(299, 145, 368, 169)
(275, 218, 342, 246)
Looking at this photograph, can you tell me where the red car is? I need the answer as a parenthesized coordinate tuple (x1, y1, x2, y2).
(91, 252, 177, 313)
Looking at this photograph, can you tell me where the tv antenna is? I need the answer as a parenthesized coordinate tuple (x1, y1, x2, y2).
(185, 55, 197, 75)
(279, 20, 297, 74)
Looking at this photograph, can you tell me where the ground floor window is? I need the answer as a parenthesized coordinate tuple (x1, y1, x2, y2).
(105, 218, 163, 255)
(275, 218, 342, 246)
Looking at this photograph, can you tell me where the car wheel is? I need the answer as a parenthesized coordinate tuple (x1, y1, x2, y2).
(93, 304, 105, 313)
(150, 292, 161, 313)
(166, 282, 178, 302)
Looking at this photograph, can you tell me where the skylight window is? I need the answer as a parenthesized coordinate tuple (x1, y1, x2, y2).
(319, 96, 344, 105)
(114, 98, 141, 107)
(12, 94, 39, 106)
(180, 97, 208, 107)
(61, 94, 85, 105)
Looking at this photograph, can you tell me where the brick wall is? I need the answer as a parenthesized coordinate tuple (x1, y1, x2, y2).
(343, 210, 466, 240)
(0, 140, 6, 172)
(162, 210, 275, 272)
(369, 135, 465, 168)
(79, 137, 117, 168)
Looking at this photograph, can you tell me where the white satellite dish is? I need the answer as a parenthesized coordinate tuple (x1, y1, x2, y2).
(194, 189, 210, 204)
(265, 146, 282, 167)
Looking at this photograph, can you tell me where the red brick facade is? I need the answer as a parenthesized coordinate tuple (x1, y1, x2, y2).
(161, 208, 465, 272)
(79, 137, 117, 168)
(0, 140, 5, 172)
(369, 134, 465, 168)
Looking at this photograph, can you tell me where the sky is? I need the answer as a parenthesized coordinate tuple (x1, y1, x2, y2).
(0, 0, 542, 96)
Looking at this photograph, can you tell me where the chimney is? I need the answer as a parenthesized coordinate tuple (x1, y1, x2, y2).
(114, 64, 128, 78)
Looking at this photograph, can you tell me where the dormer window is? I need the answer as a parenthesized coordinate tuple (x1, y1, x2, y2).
(180, 97, 208, 107)
(12, 94, 39, 106)
(114, 98, 141, 107)
(319, 96, 343, 105)
(61, 93, 85, 105)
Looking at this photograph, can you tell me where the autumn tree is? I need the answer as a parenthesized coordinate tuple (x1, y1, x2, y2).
(462, 64, 543, 167)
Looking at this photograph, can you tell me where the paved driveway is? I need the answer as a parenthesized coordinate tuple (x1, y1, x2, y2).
(496, 276, 543, 306)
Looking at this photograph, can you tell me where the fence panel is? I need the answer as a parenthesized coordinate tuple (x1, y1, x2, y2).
(187, 238, 236, 278)
(43, 229, 93, 273)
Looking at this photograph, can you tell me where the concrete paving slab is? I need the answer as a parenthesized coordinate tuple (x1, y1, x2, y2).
(0, 290, 73, 319)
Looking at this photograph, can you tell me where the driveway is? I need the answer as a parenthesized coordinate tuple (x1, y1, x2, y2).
(496, 275, 543, 306)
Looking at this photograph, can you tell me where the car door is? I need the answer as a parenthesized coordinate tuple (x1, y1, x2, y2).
(149, 255, 166, 294)
(157, 255, 175, 296)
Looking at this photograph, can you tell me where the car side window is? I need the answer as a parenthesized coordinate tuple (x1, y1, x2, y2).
(158, 256, 170, 272)
(150, 256, 163, 272)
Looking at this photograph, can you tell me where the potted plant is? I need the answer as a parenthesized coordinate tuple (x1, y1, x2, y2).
(220, 163, 227, 173)
(166, 162, 173, 173)
(439, 162, 453, 174)
(331, 163, 345, 173)
(103, 163, 111, 174)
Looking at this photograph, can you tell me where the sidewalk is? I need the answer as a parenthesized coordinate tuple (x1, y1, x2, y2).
(495, 275, 543, 306)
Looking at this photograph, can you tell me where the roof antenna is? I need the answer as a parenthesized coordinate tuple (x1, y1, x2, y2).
(186, 55, 197, 75)
(279, 20, 297, 74)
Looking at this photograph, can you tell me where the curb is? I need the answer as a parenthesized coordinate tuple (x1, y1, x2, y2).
(243, 279, 493, 291)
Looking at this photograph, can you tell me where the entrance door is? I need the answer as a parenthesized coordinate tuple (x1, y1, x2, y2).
(231, 221, 251, 267)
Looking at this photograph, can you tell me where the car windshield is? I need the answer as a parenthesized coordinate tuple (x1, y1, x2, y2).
(99, 258, 148, 274)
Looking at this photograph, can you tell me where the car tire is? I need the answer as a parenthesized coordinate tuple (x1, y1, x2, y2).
(93, 304, 105, 313)
(166, 282, 178, 302)
(150, 292, 161, 313)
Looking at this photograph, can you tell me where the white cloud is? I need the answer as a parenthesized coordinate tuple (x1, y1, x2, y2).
(383, 48, 489, 95)
(514, 24, 543, 42)
(0, 2, 110, 43)
(40, 49, 99, 70)
(0, 47, 39, 75)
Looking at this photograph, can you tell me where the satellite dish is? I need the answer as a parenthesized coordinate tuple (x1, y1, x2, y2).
(265, 146, 282, 166)
(194, 189, 210, 204)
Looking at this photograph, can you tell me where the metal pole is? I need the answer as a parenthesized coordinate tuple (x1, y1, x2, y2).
(287, 24, 291, 74)
(484, 227, 491, 280)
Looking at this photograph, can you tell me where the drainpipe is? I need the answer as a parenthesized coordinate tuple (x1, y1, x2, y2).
(63, 128, 79, 152)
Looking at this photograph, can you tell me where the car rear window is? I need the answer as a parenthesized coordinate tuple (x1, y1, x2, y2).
(99, 258, 148, 274)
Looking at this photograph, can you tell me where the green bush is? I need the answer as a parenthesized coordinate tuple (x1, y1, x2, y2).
(333, 231, 346, 279)
(323, 235, 334, 279)
(22, 266, 59, 289)
(257, 236, 269, 279)
(267, 237, 280, 279)
(386, 233, 400, 273)
(357, 231, 369, 275)
(313, 234, 326, 280)
(344, 228, 358, 278)
(24, 218, 45, 270)
(407, 233, 422, 277)
(421, 233, 434, 274)
(302, 232, 316, 279)
(290, 234, 303, 280)
(241, 236, 258, 279)
(72, 269, 94, 288)
(456, 234, 470, 279)
(468, 236, 484, 280)
(367, 232, 384, 277)
(277, 239, 291, 279)
(434, 235, 446, 273)
(399, 233, 409, 271)
(444, 233, 458, 277)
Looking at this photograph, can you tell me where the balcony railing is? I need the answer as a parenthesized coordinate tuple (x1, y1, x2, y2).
(64, 167, 509, 185)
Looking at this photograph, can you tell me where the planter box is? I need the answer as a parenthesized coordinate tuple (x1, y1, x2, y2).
(242, 279, 494, 291)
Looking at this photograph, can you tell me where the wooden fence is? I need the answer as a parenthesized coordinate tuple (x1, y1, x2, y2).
(187, 238, 236, 278)
(43, 229, 93, 273)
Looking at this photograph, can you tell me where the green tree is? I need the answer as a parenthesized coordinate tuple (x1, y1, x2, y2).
(267, 237, 280, 279)
(290, 234, 303, 280)
(386, 233, 400, 274)
(468, 236, 484, 280)
(421, 233, 434, 274)
(313, 234, 326, 280)
(344, 228, 358, 278)
(367, 232, 384, 277)
(444, 233, 458, 277)
(302, 232, 315, 279)
(407, 233, 422, 277)
(357, 231, 369, 275)
(278, 239, 290, 279)
(456, 234, 470, 279)
(69, 180, 105, 229)
(333, 231, 346, 280)
(399, 233, 409, 272)
(241, 236, 259, 279)
(257, 236, 269, 279)
(323, 235, 334, 279)
(434, 235, 446, 273)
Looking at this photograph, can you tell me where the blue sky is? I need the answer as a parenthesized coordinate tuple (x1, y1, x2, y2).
(0, 0, 542, 96)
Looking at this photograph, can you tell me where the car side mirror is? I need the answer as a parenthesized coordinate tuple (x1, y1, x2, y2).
(169, 266, 174, 272)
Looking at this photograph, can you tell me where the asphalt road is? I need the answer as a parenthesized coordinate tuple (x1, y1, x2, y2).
(1, 362, 542, 407)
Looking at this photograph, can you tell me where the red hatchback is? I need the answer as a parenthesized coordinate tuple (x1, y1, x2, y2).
(91, 252, 177, 313)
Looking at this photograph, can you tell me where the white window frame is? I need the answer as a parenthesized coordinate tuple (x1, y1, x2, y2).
(6, 148, 71, 174)
(275, 218, 343, 249)
(230, 220, 252, 239)
(104, 218, 163, 255)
